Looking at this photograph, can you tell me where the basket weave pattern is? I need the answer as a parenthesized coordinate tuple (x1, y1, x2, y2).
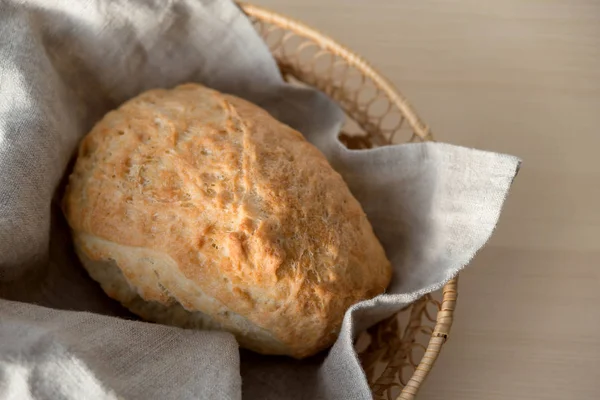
(240, 4, 458, 399)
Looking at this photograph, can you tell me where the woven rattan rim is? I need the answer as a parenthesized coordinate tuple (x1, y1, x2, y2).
(239, 3, 458, 399)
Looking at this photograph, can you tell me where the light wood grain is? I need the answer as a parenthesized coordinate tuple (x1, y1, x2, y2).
(253, 0, 600, 398)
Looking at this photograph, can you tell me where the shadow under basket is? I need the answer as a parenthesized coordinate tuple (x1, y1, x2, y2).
(239, 3, 459, 399)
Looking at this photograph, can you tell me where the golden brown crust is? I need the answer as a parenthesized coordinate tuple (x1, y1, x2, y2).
(63, 83, 391, 358)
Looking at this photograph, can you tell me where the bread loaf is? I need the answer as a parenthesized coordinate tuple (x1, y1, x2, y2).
(62, 83, 391, 358)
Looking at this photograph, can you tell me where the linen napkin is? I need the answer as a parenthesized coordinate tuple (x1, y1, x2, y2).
(0, 0, 520, 399)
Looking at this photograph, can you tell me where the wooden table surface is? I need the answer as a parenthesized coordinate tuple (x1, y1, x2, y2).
(254, 1, 600, 398)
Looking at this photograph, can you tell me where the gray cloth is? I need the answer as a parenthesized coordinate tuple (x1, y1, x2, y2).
(0, 0, 520, 399)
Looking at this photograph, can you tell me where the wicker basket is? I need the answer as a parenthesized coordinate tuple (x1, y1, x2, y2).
(239, 3, 458, 399)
